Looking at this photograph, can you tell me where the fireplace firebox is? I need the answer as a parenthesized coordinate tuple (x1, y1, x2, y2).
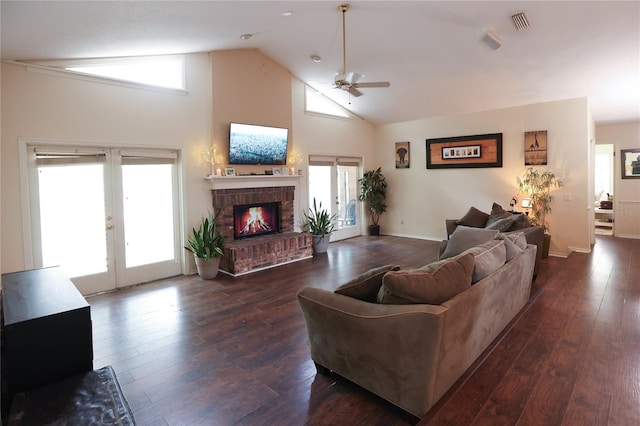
(233, 202, 280, 240)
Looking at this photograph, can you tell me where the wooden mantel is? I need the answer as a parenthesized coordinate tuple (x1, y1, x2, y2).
(205, 175, 301, 191)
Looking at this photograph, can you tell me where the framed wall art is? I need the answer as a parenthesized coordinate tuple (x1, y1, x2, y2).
(395, 142, 410, 168)
(524, 130, 548, 165)
(426, 133, 502, 169)
(621, 148, 640, 179)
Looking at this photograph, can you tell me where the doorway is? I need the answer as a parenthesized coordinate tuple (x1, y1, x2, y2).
(308, 156, 361, 241)
(594, 144, 614, 235)
(25, 143, 182, 294)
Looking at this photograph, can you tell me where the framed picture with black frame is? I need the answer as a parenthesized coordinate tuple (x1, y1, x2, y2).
(621, 148, 640, 179)
(426, 133, 502, 169)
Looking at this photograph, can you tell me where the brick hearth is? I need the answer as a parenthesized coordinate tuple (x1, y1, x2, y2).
(212, 185, 311, 275)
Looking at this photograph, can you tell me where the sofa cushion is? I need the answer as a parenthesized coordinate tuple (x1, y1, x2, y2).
(377, 253, 474, 305)
(507, 213, 532, 231)
(335, 264, 400, 302)
(458, 240, 506, 283)
(496, 233, 524, 262)
(440, 225, 500, 259)
(456, 207, 489, 228)
(507, 231, 527, 250)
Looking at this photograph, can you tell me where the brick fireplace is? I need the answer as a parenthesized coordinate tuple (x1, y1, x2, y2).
(211, 182, 312, 275)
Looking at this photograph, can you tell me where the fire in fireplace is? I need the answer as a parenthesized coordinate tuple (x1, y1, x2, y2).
(233, 202, 280, 239)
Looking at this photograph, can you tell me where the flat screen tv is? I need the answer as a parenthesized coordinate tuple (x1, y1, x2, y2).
(228, 122, 288, 165)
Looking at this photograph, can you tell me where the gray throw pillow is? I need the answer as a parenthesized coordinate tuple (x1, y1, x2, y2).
(335, 264, 400, 302)
(377, 253, 474, 305)
(457, 207, 489, 228)
(496, 233, 524, 262)
(440, 225, 500, 259)
(486, 216, 515, 231)
(457, 240, 507, 283)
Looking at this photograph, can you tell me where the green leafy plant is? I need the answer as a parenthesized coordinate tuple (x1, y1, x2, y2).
(184, 211, 225, 259)
(358, 167, 387, 226)
(517, 167, 563, 232)
(303, 198, 337, 235)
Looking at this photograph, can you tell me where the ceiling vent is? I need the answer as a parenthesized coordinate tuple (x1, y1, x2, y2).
(511, 12, 530, 30)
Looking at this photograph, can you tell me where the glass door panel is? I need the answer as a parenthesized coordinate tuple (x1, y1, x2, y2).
(308, 165, 333, 215)
(122, 163, 175, 267)
(335, 165, 360, 240)
(38, 164, 109, 277)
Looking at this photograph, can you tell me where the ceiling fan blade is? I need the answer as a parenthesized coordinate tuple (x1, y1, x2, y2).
(347, 87, 364, 97)
(352, 81, 391, 88)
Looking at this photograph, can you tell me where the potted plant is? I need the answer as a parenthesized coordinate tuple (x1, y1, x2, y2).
(517, 167, 563, 257)
(184, 211, 225, 279)
(303, 198, 337, 253)
(358, 167, 387, 236)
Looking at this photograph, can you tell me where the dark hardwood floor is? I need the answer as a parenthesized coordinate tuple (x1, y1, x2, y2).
(88, 235, 640, 425)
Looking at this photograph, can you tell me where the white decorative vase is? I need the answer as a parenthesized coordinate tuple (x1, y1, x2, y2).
(194, 256, 221, 280)
(312, 234, 331, 254)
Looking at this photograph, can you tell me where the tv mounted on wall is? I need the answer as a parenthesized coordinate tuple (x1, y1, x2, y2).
(228, 122, 288, 165)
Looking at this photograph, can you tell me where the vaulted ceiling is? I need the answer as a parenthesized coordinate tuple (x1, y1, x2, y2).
(2, 1, 639, 125)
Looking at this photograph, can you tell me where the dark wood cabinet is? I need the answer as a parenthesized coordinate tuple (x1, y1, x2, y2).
(2, 267, 93, 393)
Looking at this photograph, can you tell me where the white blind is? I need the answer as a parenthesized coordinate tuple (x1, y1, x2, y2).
(35, 148, 106, 166)
(308, 155, 361, 166)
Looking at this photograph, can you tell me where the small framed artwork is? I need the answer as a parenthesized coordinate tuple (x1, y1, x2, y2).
(426, 133, 502, 169)
(272, 167, 282, 176)
(224, 167, 236, 176)
(524, 130, 548, 165)
(621, 148, 640, 179)
(395, 142, 410, 168)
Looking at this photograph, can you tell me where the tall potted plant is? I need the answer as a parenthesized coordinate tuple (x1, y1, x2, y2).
(358, 167, 387, 236)
(303, 198, 337, 253)
(184, 211, 225, 279)
(517, 167, 563, 257)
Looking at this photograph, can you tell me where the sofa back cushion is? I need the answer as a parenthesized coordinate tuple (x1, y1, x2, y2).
(377, 253, 474, 305)
(334, 264, 400, 302)
(440, 225, 499, 259)
(457, 240, 506, 283)
(456, 207, 489, 228)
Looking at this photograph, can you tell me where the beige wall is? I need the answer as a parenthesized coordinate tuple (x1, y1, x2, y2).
(1, 53, 214, 274)
(375, 98, 593, 257)
(210, 49, 292, 175)
(596, 121, 640, 238)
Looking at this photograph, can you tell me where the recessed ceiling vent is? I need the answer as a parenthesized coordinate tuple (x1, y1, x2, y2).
(511, 12, 530, 30)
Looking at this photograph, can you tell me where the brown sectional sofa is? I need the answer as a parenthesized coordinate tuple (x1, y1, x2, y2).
(297, 240, 537, 418)
(445, 203, 544, 276)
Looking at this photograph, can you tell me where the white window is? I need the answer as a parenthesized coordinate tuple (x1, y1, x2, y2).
(305, 85, 355, 119)
(65, 55, 185, 90)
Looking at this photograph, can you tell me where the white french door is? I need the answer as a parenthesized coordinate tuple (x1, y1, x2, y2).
(28, 144, 181, 294)
(308, 156, 361, 241)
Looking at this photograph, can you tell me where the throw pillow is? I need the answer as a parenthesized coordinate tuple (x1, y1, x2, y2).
(456, 207, 489, 228)
(486, 202, 513, 228)
(485, 216, 515, 231)
(377, 253, 474, 305)
(507, 213, 532, 231)
(335, 264, 401, 302)
(457, 240, 507, 283)
(440, 225, 500, 259)
(507, 231, 527, 250)
(496, 233, 524, 262)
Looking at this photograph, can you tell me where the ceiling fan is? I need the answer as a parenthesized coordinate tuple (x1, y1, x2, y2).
(333, 4, 390, 97)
